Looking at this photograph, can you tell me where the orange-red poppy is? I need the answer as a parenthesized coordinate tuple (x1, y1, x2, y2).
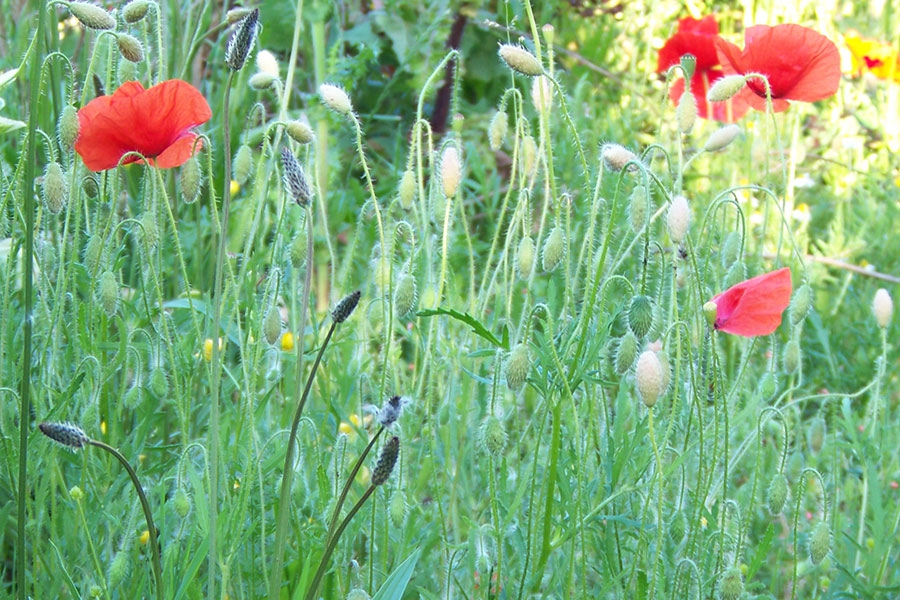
(710, 267, 792, 337)
(75, 79, 212, 172)
(715, 24, 840, 112)
(657, 15, 750, 123)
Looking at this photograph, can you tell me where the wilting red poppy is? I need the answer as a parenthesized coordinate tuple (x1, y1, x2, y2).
(715, 24, 840, 112)
(657, 15, 750, 123)
(75, 79, 212, 171)
(710, 267, 792, 337)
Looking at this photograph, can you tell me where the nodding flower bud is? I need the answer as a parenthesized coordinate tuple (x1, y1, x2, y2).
(331, 290, 361, 324)
(808, 521, 831, 565)
(635, 349, 666, 407)
(233, 144, 253, 185)
(122, 0, 150, 23)
(600, 143, 639, 173)
(225, 8, 259, 71)
(488, 110, 508, 151)
(541, 226, 566, 272)
(68, 1, 116, 30)
(39, 421, 90, 450)
(281, 148, 310, 206)
(717, 567, 744, 600)
(116, 33, 144, 63)
(707, 74, 746, 103)
(440, 145, 462, 198)
(667, 195, 691, 244)
(286, 120, 314, 144)
(675, 90, 697, 134)
(372, 436, 400, 486)
(515, 235, 535, 279)
(505, 344, 531, 392)
(873, 288, 893, 328)
(319, 83, 354, 116)
(249, 72, 277, 90)
(180, 156, 202, 204)
(767, 472, 789, 515)
(498, 44, 543, 76)
(398, 169, 416, 210)
(703, 124, 741, 152)
(42, 162, 68, 214)
(393, 272, 418, 318)
(58, 105, 80, 150)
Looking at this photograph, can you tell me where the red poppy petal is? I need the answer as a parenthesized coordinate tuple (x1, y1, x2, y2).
(153, 133, 203, 168)
(712, 268, 792, 337)
(678, 15, 719, 36)
(131, 80, 211, 156)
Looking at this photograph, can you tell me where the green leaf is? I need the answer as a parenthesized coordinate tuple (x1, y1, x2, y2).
(0, 68, 18, 90)
(417, 307, 507, 350)
(0, 115, 26, 135)
(372, 547, 421, 600)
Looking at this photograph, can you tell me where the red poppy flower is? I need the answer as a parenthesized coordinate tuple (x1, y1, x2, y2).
(657, 15, 750, 123)
(715, 24, 840, 112)
(75, 79, 212, 171)
(710, 267, 792, 336)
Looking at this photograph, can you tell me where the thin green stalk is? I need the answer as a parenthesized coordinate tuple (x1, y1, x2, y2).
(73, 493, 111, 600)
(327, 426, 385, 535)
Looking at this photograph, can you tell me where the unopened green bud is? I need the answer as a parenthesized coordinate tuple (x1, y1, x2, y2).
(707, 75, 746, 102)
(398, 169, 416, 210)
(42, 162, 68, 214)
(628, 184, 649, 233)
(97, 270, 118, 317)
(58, 105, 79, 150)
(480, 414, 507, 457)
(675, 90, 697, 134)
(757, 371, 777, 400)
(290, 230, 308, 268)
(440, 145, 462, 198)
(498, 44, 543, 76)
(233, 144, 253, 185)
(521, 135, 538, 177)
(724, 261, 747, 289)
(505, 344, 530, 392)
(108, 549, 131, 588)
(286, 120, 314, 144)
(249, 72, 277, 90)
(721, 231, 741, 268)
(149, 367, 168, 398)
(393, 272, 418, 318)
(180, 156, 202, 203)
(117, 33, 144, 63)
(767, 472, 789, 515)
(628, 295, 654, 339)
(319, 83, 354, 116)
(790, 284, 812, 326)
(600, 143, 639, 173)
(83, 235, 104, 274)
(704, 124, 741, 152)
(717, 566, 744, 600)
(615, 332, 639, 375)
(636, 350, 665, 408)
(82, 175, 99, 198)
(541, 226, 566, 272)
(68, 1, 116, 30)
(516, 235, 535, 279)
(389, 490, 408, 528)
(122, 0, 151, 23)
(809, 521, 831, 565)
(807, 416, 826, 456)
(783, 339, 801, 375)
(489, 110, 508, 151)
(173, 487, 191, 518)
(263, 306, 282, 345)
(139, 210, 159, 250)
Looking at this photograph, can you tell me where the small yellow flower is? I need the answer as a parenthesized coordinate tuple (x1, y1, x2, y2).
(233, 478, 241, 491)
(230, 179, 240, 196)
(100, 420, 107, 436)
(139, 530, 150, 545)
(202, 337, 224, 362)
(280, 331, 295, 352)
(338, 413, 363, 436)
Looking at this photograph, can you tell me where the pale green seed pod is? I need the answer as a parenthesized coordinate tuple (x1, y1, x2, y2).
(173, 487, 191, 518)
(615, 332, 639, 375)
(290, 230, 308, 268)
(398, 169, 416, 210)
(68, 1, 116, 29)
(139, 210, 159, 250)
(233, 144, 253, 185)
(97, 270, 118, 317)
(83, 235, 104, 274)
(767, 472, 789, 515)
(541, 226, 566, 272)
(117, 33, 144, 63)
(704, 124, 741, 152)
(790, 284, 813, 326)
(628, 295, 654, 340)
(480, 414, 507, 457)
(498, 44, 543, 76)
(505, 344, 530, 392)
(122, 0, 150, 23)
(783, 339, 801, 375)
(263, 306, 282, 345)
(809, 521, 831, 565)
(516, 235, 535, 280)
(393, 272, 418, 318)
(42, 162, 68, 214)
(58, 105, 79, 150)
(488, 110, 508, 151)
(180, 156, 201, 203)
(628, 184, 649, 233)
(717, 567, 744, 600)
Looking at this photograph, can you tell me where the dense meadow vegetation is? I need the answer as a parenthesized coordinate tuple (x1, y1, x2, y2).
(2, 0, 900, 598)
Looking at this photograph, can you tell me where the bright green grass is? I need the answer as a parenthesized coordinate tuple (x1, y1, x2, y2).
(2, 0, 900, 598)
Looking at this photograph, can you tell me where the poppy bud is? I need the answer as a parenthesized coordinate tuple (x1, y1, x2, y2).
(263, 306, 282, 345)
(398, 169, 416, 210)
(83, 235, 105, 274)
(667, 195, 690, 243)
(675, 90, 697, 134)
(225, 8, 259, 71)
(704, 124, 741, 152)
(600, 143, 639, 173)
(332, 290, 361, 324)
(256, 49, 280, 76)
(139, 210, 159, 250)
(720, 231, 741, 268)
(286, 120, 314, 144)
(521, 135, 538, 176)
(789, 283, 813, 326)
(372, 436, 400, 486)
(636, 349, 665, 407)
(319, 83, 354, 116)
(58, 105, 79, 151)
(516, 235, 535, 279)
(717, 567, 743, 600)
(679, 53, 697, 80)
(628, 184, 649, 233)
(180, 156, 202, 204)
(122, 0, 150, 23)
(615, 332, 639, 374)
(480, 415, 507, 457)
(505, 343, 530, 392)
(707, 74, 747, 103)
(81, 175, 99, 198)
(233, 144, 253, 185)
(783, 339, 801, 374)
(757, 371, 777, 399)
(807, 416, 826, 455)
(39, 421, 90, 449)
(393, 272, 418, 318)
(488, 110, 508, 151)
(541, 226, 566, 272)
(68, 1, 116, 30)
(42, 162, 68, 214)
(249, 72, 277, 90)
(281, 148, 311, 206)
(767, 472, 789, 515)
(108, 549, 130, 588)
(531, 75, 553, 113)
(389, 490, 408, 528)
(873, 288, 893, 328)
(172, 487, 191, 518)
(498, 44, 543, 76)
(118, 58, 136, 84)
(290, 230, 308, 268)
(628, 295, 654, 339)
(97, 270, 118, 317)
(809, 521, 831, 565)
(116, 33, 144, 63)
(440, 145, 462, 197)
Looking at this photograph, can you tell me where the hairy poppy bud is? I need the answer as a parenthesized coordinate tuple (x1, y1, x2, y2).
(489, 110, 508, 151)
(117, 33, 144, 63)
(319, 83, 353, 116)
(600, 143, 639, 173)
(290, 230, 308, 268)
(139, 210, 159, 250)
(521, 135, 538, 176)
(807, 416, 826, 455)
(225, 8, 259, 71)
(505, 344, 530, 392)
(675, 90, 697, 134)
(628, 184, 649, 233)
(873, 288, 893, 328)
(809, 521, 831, 565)
(541, 227, 566, 272)
(249, 72, 277, 90)
(98, 270, 118, 316)
(180, 156, 202, 203)
(263, 307, 282, 345)
(398, 169, 416, 210)
(615, 332, 639, 374)
(789, 284, 813, 326)
(389, 490, 408, 528)
(393, 272, 418, 318)
(256, 49, 279, 76)
(108, 549, 130, 588)
(58, 105, 79, 150)
(480, 415, 507, 457)
(440, 145, 462, 197)
(636, 349, 665, 407)
(286, 120, 314, 144)
(68, 1, 116, 30)
(767, 472, 789, 514)
(233, 144, 253, 185)
(783, 339, 801, 374)
(531, 76, 553, 113)
(516, 235, 535, 279)
(122, 0, 150, 23)
(42, 162, 68, 214)
(717, 567, 744, 600)
(149, 367, 168, 398)
(498, 44, 543, 76)
(172, 487, 191, 518)
(707, 74, 746, 102)
(628, 295, 654, 339)
(704, 124, 741, 152)
(667, 195, 690, 243)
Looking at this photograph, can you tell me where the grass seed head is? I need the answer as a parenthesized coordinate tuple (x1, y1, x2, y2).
(39, 422, 90, 449)
(225, 8, 259, 71)
(372, 436, 400, 486)
(332, 290, 362, 324)
(281, 148, 311, 206)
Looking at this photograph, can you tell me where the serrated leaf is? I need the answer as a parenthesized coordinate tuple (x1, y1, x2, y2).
(416, 307, 507, 350)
